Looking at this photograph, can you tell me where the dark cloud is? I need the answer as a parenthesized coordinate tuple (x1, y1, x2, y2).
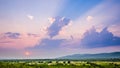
(47, 16, 70, 38)
(30, 38, 65, 50)
(4, 32, 20, 39)
(28, 17, 71, 50)
(80, 27, 120, 48)
(0, 32, 40, 40)
(27, 33, 40, 37)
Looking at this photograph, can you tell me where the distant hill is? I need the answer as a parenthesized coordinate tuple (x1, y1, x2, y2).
(58, 52, 120, 60)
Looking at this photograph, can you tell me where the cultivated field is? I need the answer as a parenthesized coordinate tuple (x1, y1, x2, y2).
(0, 60, 120, 68)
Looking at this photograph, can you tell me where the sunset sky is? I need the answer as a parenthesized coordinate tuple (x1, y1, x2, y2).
(0, 0, 120, 59)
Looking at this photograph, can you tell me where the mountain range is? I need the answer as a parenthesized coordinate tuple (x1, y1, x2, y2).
(58, 52, 120, 60)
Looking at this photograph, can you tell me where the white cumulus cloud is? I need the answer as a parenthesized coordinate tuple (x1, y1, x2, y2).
(27, 14, 34, 20)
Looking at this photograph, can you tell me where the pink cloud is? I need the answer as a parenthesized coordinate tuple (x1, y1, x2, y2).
(0, 33, 41, 49)
(108, 24, 120, 37)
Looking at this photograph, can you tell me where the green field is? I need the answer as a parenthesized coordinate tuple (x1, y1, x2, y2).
(0, 60, 120, 68)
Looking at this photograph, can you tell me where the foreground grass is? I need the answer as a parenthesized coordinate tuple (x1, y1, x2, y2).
(0, 61, 120, 68)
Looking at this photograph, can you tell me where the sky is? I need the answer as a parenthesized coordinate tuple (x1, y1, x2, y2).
(0, 0, 120, 59)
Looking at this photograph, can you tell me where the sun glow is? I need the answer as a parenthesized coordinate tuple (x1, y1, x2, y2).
(25, 51, 30, 56)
